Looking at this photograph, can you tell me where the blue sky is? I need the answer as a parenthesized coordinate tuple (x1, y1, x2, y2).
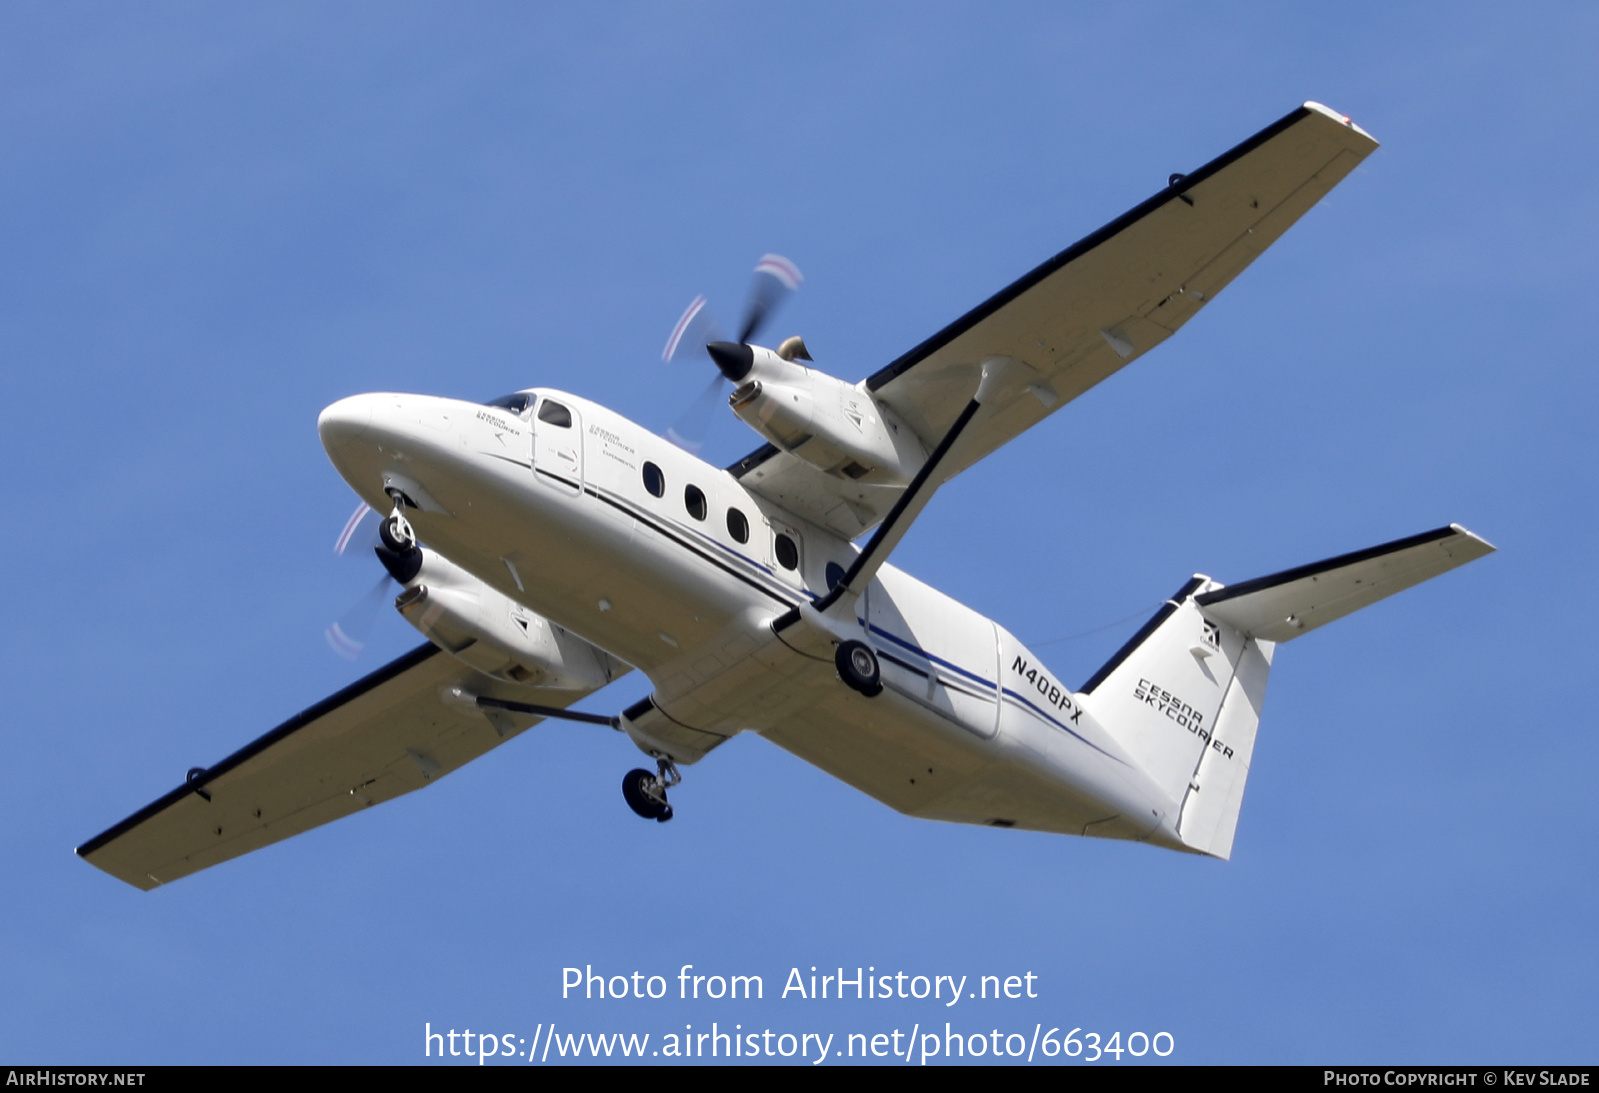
(3, 3, 1594, 1064)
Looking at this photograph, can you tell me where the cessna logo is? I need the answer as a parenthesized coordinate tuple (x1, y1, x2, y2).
(1010, 656, 1083, 723)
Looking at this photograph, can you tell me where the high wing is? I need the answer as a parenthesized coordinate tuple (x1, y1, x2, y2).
(77, 644, 621, 890)
(730, 102, 1378, 538)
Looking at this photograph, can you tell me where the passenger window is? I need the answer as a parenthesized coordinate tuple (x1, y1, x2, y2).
(726, 508, 749, 544)
(774, 533, 799, 571)
(642, 462, 665, 498)
(825, 561, 846, 591)
(684, 484, 707, 521)
(537, 400, 573, 428)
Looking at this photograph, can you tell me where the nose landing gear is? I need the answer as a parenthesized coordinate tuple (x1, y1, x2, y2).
(378, 502, 416, 553)
(375, 502, 423, 583)
(622, 758, 680, 822)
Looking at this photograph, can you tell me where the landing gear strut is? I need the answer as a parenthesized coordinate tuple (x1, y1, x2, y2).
(622, 757, 679, 822)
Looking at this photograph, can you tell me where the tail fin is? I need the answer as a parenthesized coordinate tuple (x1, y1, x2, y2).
(1079, 524, 1494, 859)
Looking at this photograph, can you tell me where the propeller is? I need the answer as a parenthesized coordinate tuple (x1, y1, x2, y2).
(324, 502, 396, 660)
(738, 253, 803, 344)
(326, 574, 393, 661)
(661, 254, 803, 451)
(333, 501, 377, 557)
(663, 375, 729, 453)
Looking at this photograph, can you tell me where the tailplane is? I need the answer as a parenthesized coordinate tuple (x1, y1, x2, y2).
(1079, 525, 1494, 859)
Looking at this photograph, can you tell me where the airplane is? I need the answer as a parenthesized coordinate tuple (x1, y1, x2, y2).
(78, 102, 1494, 890)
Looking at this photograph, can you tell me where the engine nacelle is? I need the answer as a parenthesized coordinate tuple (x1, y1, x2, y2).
(728, 346, 927, 485)
(392, 547, 619, 690)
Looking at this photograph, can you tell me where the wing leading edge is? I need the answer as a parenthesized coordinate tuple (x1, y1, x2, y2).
(731, 103, 1379, 537)
(78, 645, 621, 890)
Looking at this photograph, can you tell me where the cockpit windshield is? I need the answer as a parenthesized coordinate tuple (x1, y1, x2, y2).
(484, 391, 534, 415)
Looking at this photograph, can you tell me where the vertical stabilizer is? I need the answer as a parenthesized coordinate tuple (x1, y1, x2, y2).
(1078, 578, 1268, 858)
(1077, 524, 1493, 859)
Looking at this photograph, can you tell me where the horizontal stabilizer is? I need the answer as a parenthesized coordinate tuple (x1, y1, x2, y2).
(1194, 524, 1494, 643)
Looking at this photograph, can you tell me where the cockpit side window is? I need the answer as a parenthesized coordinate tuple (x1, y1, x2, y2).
(485, 392, 534, 415)
(537, 399, 573, 428)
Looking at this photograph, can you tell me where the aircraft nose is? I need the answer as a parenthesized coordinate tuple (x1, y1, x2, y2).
(318, 395, 375, 454)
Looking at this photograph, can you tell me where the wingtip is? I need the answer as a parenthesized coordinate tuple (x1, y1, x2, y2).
(1447, 522, 1498, 554)
(1302, 101, 1378, 145)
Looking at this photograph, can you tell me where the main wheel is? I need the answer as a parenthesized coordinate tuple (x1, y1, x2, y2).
(622, 768, 666, 820)
(835, 640, 882, 697)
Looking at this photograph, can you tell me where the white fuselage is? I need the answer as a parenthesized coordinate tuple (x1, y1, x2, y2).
(317, 389, 1185, 850)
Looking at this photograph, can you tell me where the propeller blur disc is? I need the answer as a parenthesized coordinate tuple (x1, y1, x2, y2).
(334, 502, 374, 556)
(664, 375, 728, 453)
(663, 295, 723, 363)
(325, 574, 394, 660)
(325, 501, 393, 660)
(660, 252, 803, 451)
(737, 254, 803, 344)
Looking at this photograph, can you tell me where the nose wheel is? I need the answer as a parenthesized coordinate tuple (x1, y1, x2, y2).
(379, 505, 416, 552)
(375, 503, 423, 583)
(622, 758, 679, 822)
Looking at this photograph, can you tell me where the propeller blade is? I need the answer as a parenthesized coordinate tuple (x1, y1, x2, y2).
(660, 253, 802, 448)
(334, 502, 375, 556)
(664, 375, 729, 453)
(737, 253, 802, 345)
(662, 295, 724, 363)
(324, 574, 395, 661)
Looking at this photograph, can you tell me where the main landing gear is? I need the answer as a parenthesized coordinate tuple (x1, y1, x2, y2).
(616, 638, 880, 824)
(835, 639, 882, 697)
(622, 757, 680, 823)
